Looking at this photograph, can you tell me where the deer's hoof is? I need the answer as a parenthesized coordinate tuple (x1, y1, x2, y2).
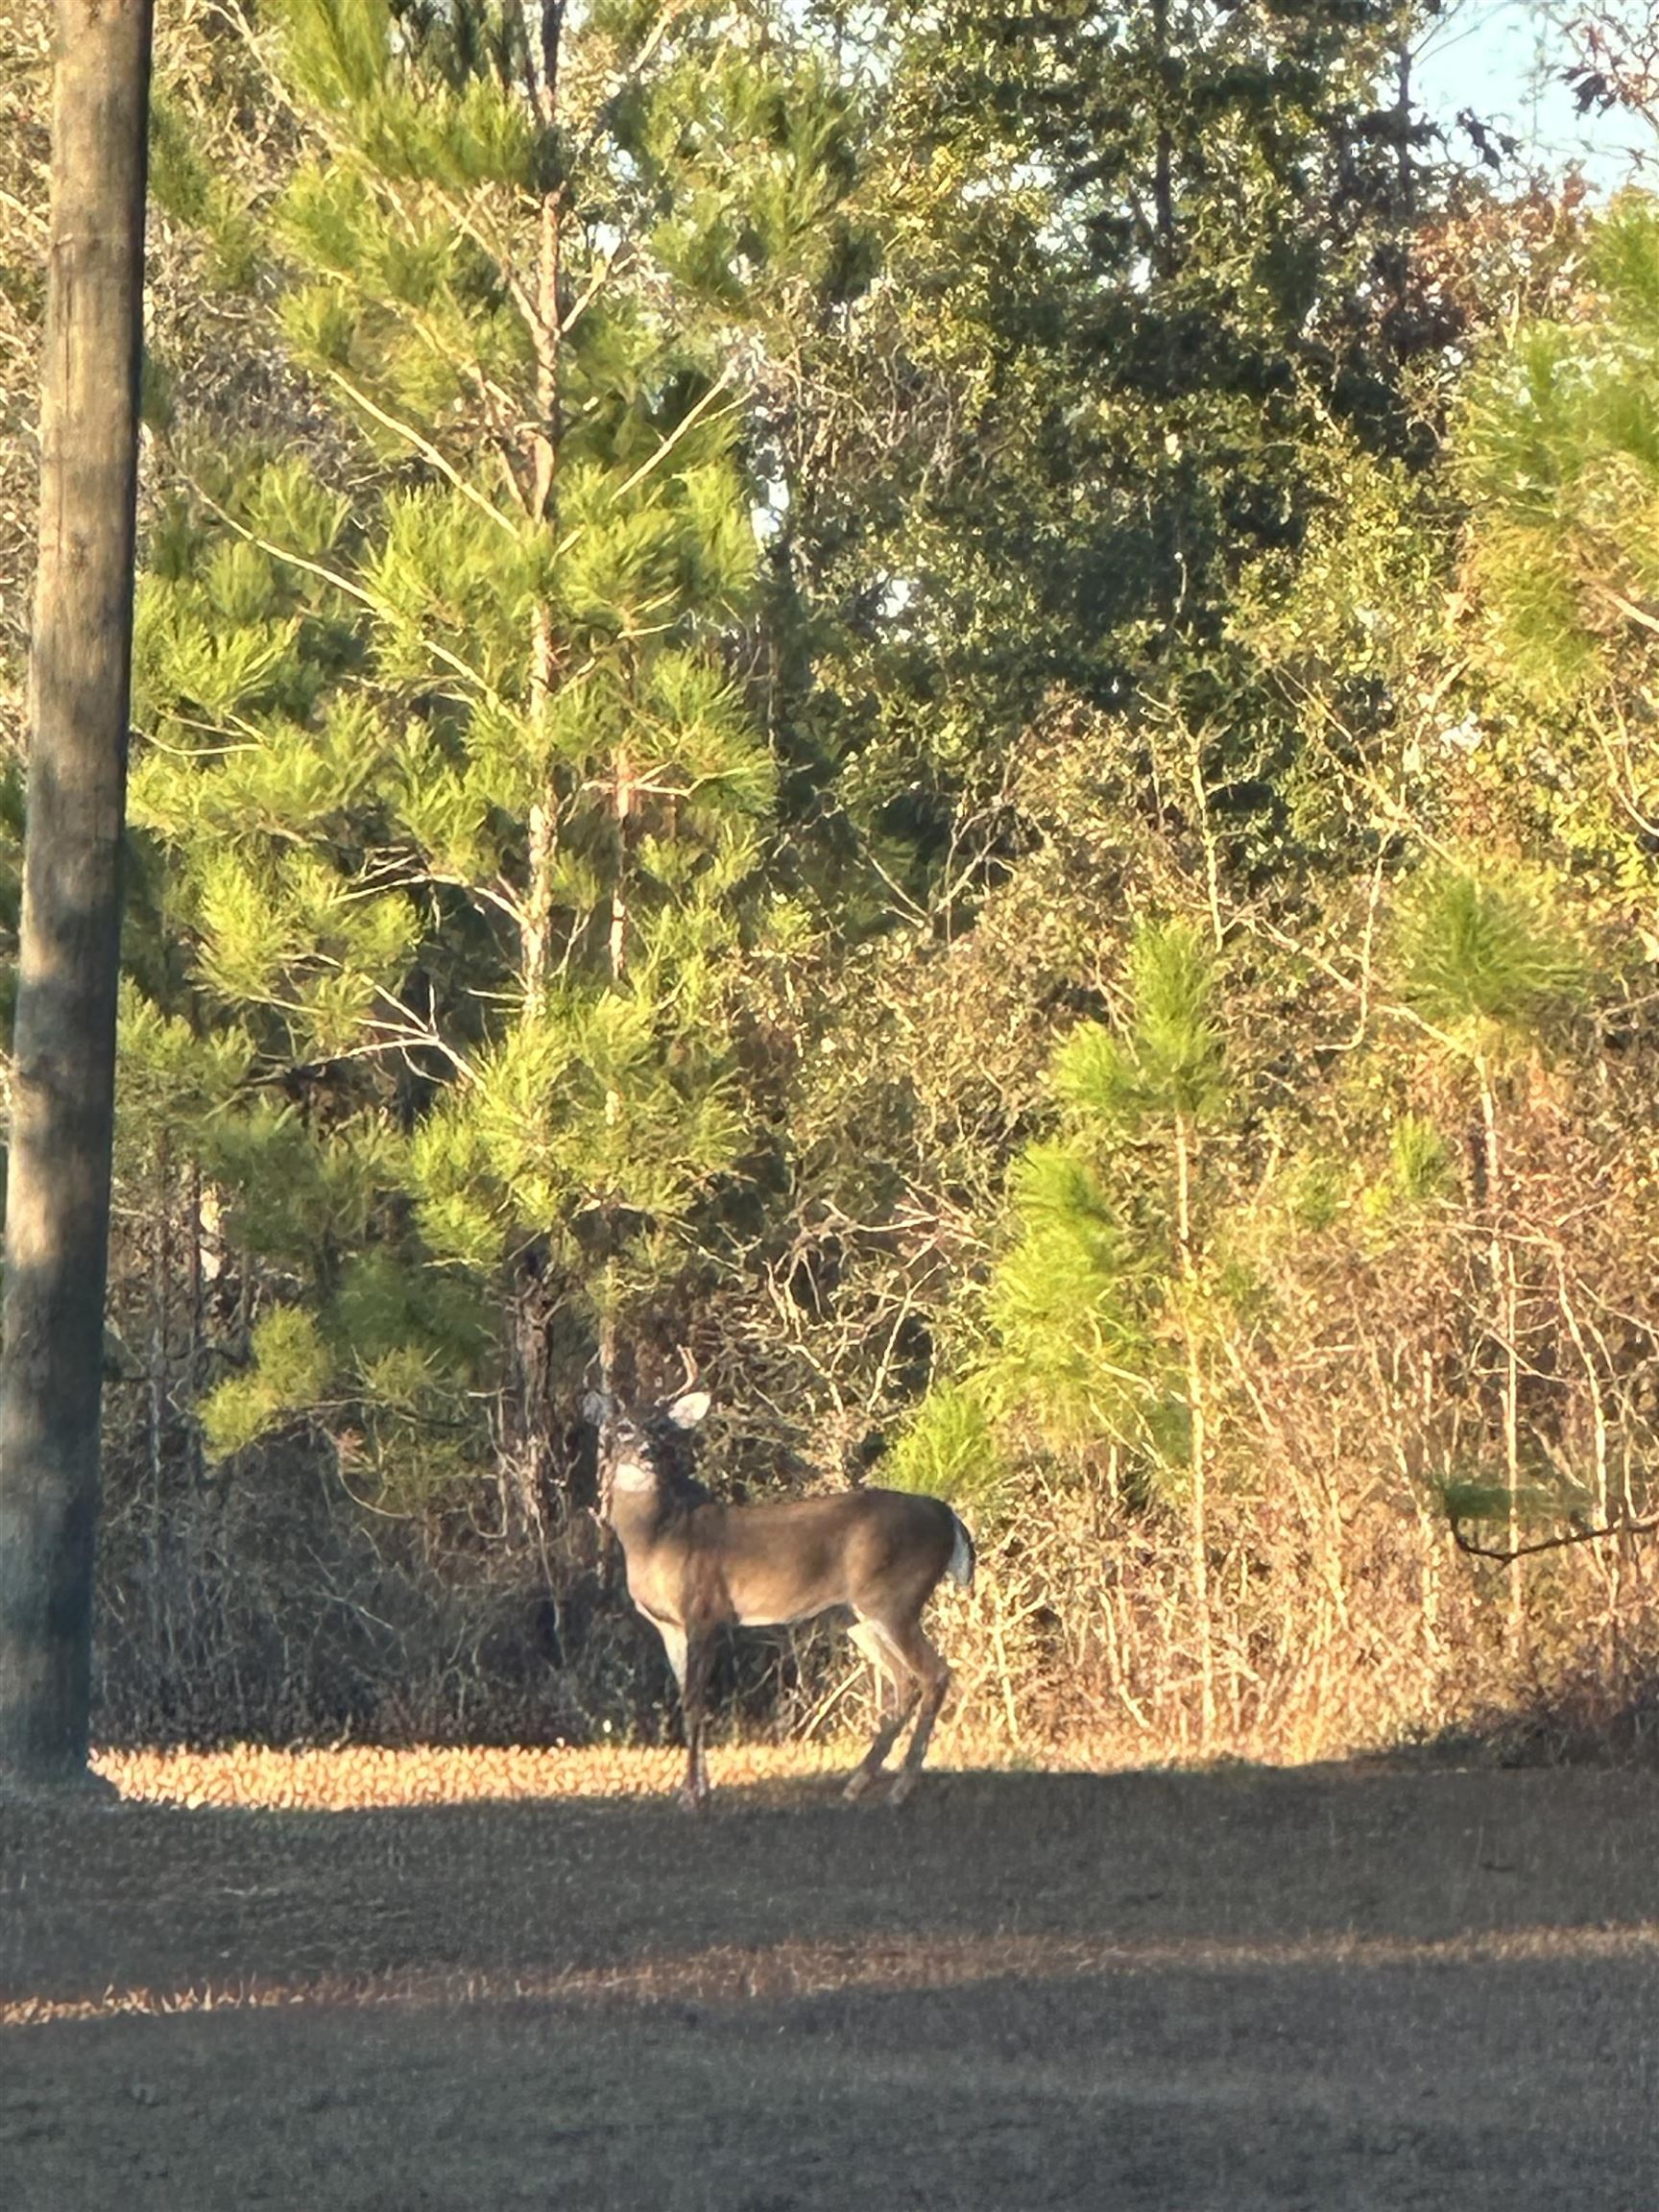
(677, 1783, 709, 1815)
(843, 1767, 882, 1804)
(887, 1770, 919, 1809)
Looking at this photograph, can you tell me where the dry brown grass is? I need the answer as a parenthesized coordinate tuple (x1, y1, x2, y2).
(12, 1919, 1659, 2031)
(89, 1734, 1136, 1812)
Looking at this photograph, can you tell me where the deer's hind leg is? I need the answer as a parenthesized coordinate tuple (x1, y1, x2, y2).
(842, 1619, 918, 1803)
(880, 1617, 950, 1807)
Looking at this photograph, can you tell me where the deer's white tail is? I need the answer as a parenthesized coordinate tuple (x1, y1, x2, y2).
(948, 1511, 976, 1589)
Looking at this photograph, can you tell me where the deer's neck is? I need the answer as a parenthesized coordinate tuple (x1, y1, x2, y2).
(606, 1458, 677, 1543)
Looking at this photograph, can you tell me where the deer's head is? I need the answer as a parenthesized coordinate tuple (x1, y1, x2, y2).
(589, 1376, 710, 1523)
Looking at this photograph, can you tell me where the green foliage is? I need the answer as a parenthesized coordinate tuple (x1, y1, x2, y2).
(1396, 869, 1589, 1055)
(981, 1141, 1159, 1453)
(149, 88, 216, 228)
(1387, 1114, 1453, 1207)
(124, 0, 871, 1463)
(407, 990, 745, 1265)
(200, 1306, 334, 1457)
(1458, 196, 1659, 707)
(772, 0, 1460, 888)
(274, 0, 396, 114)
(1438, 1475, 1585, 1534)
(916, 897, 1256, 1497)
(114, 985, 257, 1179)
(884, 1382, 1007, 1509)
(1053, 923, 1228, 1131)
(203, 1102, 406, 1263)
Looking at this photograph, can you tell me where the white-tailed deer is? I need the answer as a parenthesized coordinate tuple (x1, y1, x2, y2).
(592, 1379, 974, 1810)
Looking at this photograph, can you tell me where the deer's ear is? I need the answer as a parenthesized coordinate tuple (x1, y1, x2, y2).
(667, 1388, 710, 1429)
(580, 1389, 609, 1425)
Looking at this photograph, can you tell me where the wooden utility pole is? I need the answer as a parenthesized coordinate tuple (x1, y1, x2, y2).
(0, 0, 153, 1783)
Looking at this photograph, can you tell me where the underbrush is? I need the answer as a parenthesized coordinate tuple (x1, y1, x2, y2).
(89, 1427, 1659, 1774)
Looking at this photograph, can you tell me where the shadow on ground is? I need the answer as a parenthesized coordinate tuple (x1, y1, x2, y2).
(4, 1765, 1659, 2209)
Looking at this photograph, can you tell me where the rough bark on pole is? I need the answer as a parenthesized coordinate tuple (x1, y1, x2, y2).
(0, 0, 153, 1783)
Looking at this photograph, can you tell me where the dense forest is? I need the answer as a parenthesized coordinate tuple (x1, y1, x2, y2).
(4, 0, 1659, 1763)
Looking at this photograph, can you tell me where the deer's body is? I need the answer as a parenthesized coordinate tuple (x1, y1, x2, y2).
(598, 1386, 974, 1808)
(612, 1486, 967, 1635)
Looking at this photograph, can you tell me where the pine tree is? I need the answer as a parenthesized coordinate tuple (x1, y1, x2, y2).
(1393, 867, 1592, 1644)
(896, 916, 1238, 1745)
(1455, 192, 1659, 883)
(130, 0, 864, 1508)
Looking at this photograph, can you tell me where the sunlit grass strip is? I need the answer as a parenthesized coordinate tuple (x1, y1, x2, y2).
(88, 1738, 1130, 1811)
(9, 1922, 1659, 2030)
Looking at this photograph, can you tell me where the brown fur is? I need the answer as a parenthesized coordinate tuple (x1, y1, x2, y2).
(600, 1397, 972, 1810)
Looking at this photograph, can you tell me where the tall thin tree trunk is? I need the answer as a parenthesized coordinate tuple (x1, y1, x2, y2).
(1150, 0, 1175, 276)
(609, 747, 634, 983)
(1174, 1111, 1215, 1753)
(521, 0, 566, 1010)
(595, 744, 634, 1401)
(505, 1, 567, 1528)
(186, 1155, 204, 1494)
(0, 0, 153, 1783)
(1389, 37, 1415, 330)
(146, 1135, 169, 1681)
(1479, 1069, 1525, 1660)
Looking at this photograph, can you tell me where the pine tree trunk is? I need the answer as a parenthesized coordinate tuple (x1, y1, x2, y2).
(1174, 1112, 1215, 1753)
(1478, 1069, 1525, 1660)
(0, 0, 152, 1782)
(521, 0, 565, 1007)
(504, 0, 567, 1528)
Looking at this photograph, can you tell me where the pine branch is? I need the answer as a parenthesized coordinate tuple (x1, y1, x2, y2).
(559, 242, 633, 340)
(365, 985, 480, 1082)
(185, 478, 506, 706)
(1449, 1510, 1659, 1564)
(452, 189, 556, 379)
(322, 367, 522, 539)
(1598, 583, 1659, 639)
(605, 371, 742, 511)
(565, 0, 699, 176)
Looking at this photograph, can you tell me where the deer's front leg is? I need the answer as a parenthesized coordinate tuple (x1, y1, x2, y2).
(659, 1622, 710, 1812)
